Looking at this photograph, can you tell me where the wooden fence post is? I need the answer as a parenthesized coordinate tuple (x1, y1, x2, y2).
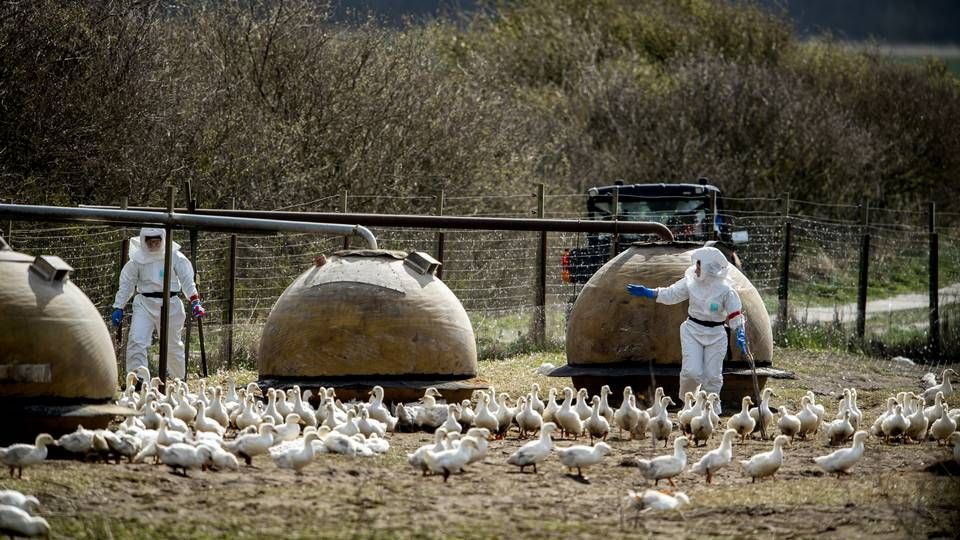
(929, 202, 941, 359)
(2, 198, 11, 242)
(777, 193, 792, 343)
(435, 190, 445, 279)
(532, 184, 547, 346)
(225, 198, 237, 369)
(610, 186, 620, 260)
(855, 199, 871, 341)
(115, 197, 129, 370)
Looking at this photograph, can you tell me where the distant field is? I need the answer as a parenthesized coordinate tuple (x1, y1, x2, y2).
(842, 43, 960, 77)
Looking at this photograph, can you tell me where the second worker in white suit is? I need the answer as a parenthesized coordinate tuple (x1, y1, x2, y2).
(111, 228, 205, 380)
(626, 246, 746, 412)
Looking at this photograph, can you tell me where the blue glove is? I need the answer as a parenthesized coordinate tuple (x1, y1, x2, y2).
(111, 308, 124, 327)
(626, 284, 657, 299)
(735, 327, 747, 354)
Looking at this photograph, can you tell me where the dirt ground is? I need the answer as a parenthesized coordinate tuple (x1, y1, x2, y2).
(2, 350, 959, 539)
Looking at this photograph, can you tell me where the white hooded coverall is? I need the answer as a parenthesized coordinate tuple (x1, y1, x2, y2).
(654, 247, 744, 404)
(112, 228, 199, 379)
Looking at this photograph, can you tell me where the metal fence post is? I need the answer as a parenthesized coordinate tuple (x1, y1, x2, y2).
(341, 191, 350, 250)
(158, 186, 175, 387)
(610, 186, 620, 260)
(777, 193, 792, 343)
(929, 202, 941, 359)
(116, 197, 129, 367)
(225, 198, 237, 369)
(855, 199, 871, 341)
(2, 198, 11, 242)
(183, 186, 193, 368)
(532, 184, 547, 346)
(435, 190, 445, 279)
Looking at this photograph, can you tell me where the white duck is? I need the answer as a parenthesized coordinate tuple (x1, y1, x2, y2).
(623, 489, 690, 523)
(529, 383, 545, 414)
(614, 393, 641, 438)
(0, 434, 55, 479)
(629, 396, 651, 441)
(814, 430, 868, 477)
(365, 386, 397, 430)
(275, 413, 303, 442)
(826, 410, 855, 446)
(848, 389, 863, 430)
(679, 391, 705, 434)
(930, 407, 957, 445)
(556, 441, 612, 477)
(574, 389, 592, 421)
(0, 490, 39, 513)
(0, 504, 50, 538)
(506, 422, 557, 473)
(648, 396, 676, 448)
(555, 388, 584, 439)
(904, 396, 929, 444)
(777, 406, 801, 441)
(922, 368, 956, 405)
(415, 387, 448, 429)
(636, 436, 689, 487)
(194, 400, 226, 436)
(749, 388, 775, 438)
(691, 429, 737, 484)
(271, 432, 320, 474)
(870, 397, 897, 438)
(542, 388, 560, 425)
(516, 395, 543, 439)
(806, 391, 826, 426)
(158, 443, 213, 476)
(458, 399, 476, 428)
(101, 430, 142, 464)
(797, 396, 819, 440)
(290, 386, 318, 428)
(690, 402, 715, 447)
(334, 410, 361, 437)
(880, 404, 909, 443)
(727, 396, 755, 443)
(235, 395, 263, 431)
(157, 403, 190, 433)
(494, 393, 518, 437)
(924, 392, 947, 425)
(223, 424, 277, 465)
(585, 396, 610, 443)
(424, 438, 479, 482)
(194, 439, 241, 471)
(440, 404, 462, 435)
(172, 389, 198, 425)
(598, 385, 615, 424)
(473, 393, 499, 437)
(56, 425, 102, 456)
(205, 388, 230, 429)
(357, 409, 388, 438)
(463, 427, 491, 464)
(408, 428, 448, 474)
(740, 434, 789, 483)
(644, 387, 666, 418)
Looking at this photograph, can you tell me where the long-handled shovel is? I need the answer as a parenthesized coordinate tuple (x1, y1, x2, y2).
(742, 323, 767, 440)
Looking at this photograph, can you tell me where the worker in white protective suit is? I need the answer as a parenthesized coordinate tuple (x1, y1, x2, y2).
(626, 246, 746, 413)
(111, 228, 205, 380)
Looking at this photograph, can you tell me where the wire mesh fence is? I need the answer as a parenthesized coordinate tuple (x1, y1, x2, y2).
(3, 190, 958, 377)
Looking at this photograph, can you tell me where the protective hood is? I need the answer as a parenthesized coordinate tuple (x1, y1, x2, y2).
(129, 227, 180, 264)
(684, 246, 732, 296)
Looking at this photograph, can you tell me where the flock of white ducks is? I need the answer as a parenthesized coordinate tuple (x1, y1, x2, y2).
(0, 366, 957, 533)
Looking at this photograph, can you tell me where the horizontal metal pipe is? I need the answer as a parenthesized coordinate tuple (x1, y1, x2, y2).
(0, 204, 379, 249)
(81, 205, 675, 241)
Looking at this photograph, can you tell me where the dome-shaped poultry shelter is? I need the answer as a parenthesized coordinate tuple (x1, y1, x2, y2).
(555, 242, 790, 409)
(258, 250, 484, 403)
(0, 238, 128, 443)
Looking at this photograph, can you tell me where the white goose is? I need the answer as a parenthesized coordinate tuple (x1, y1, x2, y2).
(507, 422, 557, 473)
(458, 400, 476, 428)
(826, 410, 855, 446)
(585, 396, 610, 443)
(463, 428, 491, 464)
(0, 504, 50, 538)
(636, 436, 688, 487)
(679, 391, 705, 434)
(644, 387, 666, 418)
(157, 403, 190, 433)
(223, 424, 277, 465)
(415, 387, 448, 430)
(440, 404, 462, 436)
(529, 383, 545, 414)
(194, 400, 226, 437)
(357, 409, 388, 438)
(365, 386, 397, 431)
(0, 434, 55, 479)
(408, 428, 449, 474)
(727, 396, 755, 443)
(275, 414, 303, 442)
(473, 393, 499, 437)
(814, 430, 868, 477)
(691, 429, 737, 484)
(172, 389, 198, 425)
(806, 391, 826, 426)
(574, 389, 592, 421)
(930, 407, 957, 445)
(494, 393, 518, 438)
(290, 386, 318, 428)
(904, 396, 929, 444)
(598, 385, 615, 424)
(542, 388, 560, 425)
(556, 441, 612, 477)
(271, 432, 320, 474)
(924, 392, 947, 425)
(690, 402, 715, 447)
(796, 396, 819, 440)
(740, 434, 789, 482)
(880, 404, 909, 443)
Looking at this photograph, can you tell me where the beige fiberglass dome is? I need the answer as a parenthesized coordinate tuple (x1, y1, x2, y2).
(258, 250, 478, 393)
(566, 243, 773, 366)
(0, 239, 123, 442)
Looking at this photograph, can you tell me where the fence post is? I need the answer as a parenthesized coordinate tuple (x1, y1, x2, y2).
(777, 193, 792, 343)
(710, 189, 718, 241)
(341, 191, 350, 250)
(929, 202, 940, 359)
(532, 184, 547, 346)
(158, 186, 175, 387)
(225, 198, 237, 369)
(855, 198, 871, 341)
(183, 186, 193, 368)
(2, 198, 11, 242)
(116, 197, 129, 366)
(435, 190, 445, 279)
